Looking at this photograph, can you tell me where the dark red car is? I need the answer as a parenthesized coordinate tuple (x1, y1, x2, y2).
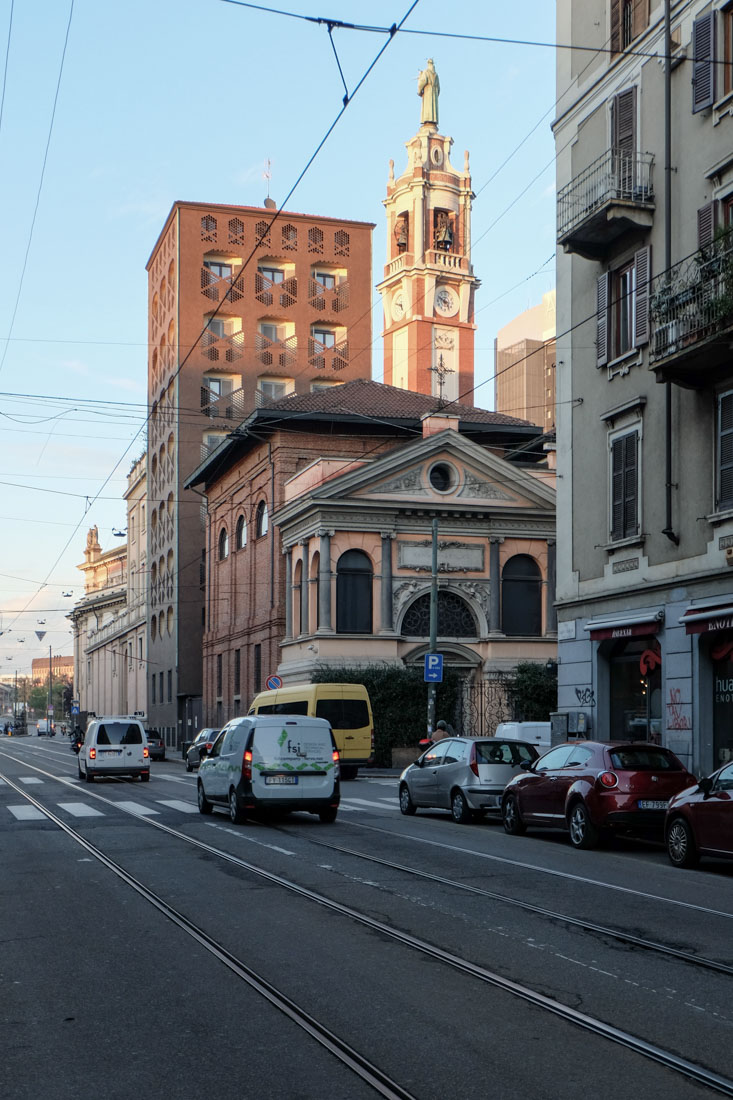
(665, 760, 733, 868)
(501, 741, 696, 850)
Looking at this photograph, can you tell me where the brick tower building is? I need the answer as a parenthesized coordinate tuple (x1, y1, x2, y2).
(146, 201, 374, 747)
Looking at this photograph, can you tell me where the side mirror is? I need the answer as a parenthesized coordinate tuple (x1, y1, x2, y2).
(698, 776, 713, 795)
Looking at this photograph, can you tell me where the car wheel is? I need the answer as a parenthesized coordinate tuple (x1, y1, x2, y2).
(568, 802, 599, 849)
(667, 816, 698, 868)
(85, 768, 94, 784)
(502, 793, 526, 835)
(399, 783, 417, 816)
(228, 788, 246, 824)
(141, 772, 150, 783)
(197, 781, 213, 815)
(451, 789, 473, 824)
(319, 807, 338, 823)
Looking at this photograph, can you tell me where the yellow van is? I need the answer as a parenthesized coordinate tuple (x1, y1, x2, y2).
(248, 683, 373, 780)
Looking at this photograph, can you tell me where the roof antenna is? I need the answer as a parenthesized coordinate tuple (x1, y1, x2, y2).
(263, 158, 275, 209)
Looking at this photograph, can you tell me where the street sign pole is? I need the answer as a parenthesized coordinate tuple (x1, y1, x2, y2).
(427, 517, 438, 736)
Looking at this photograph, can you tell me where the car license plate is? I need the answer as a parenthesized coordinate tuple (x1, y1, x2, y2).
(265, 775, 297, 785)
(101, 749, 122, 756)
(638, 799, 668, 810)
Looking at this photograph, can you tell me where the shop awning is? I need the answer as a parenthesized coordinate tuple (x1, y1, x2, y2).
(680, 603, 733, 635)
(585, 611, 664, 641)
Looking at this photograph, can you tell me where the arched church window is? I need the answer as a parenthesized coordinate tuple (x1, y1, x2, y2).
(336, 550, 373, 634)
(501, 555, 542, 636)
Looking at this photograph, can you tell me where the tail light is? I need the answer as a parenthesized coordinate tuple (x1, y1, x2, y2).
(143, 746, 149, 759)
(597, 770, 618, 789)
(242, 749, 252, 781)
(333, 748, 340, 777)
(469, 743, 479, 777)
(89, 747, 96, 760)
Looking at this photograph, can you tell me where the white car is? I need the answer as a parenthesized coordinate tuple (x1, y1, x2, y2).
(78, 716, 150, 782)
(197, 715, 339, 824)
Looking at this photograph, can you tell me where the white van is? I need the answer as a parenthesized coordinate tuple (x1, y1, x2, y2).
(494, 722, 551, 751)
(197, 715, 339, 824)
(77, 716, 150, 783)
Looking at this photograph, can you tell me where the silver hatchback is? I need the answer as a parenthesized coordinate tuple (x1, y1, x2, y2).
(399, 737, 539, 823)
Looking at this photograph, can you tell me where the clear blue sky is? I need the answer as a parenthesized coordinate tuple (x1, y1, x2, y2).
(0, 0, 557, 673)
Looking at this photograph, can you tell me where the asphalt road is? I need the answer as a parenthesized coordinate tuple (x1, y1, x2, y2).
(1, 734, 732, 1100)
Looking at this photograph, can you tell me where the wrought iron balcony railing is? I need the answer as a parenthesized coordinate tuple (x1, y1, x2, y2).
(557, 148, 655, 245)
(650, 233, 733, 363)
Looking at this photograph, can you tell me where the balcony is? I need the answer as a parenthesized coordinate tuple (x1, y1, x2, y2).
(308, 277, 350, 313)
(649, 234, 733, 387)
(308, 336, 349, 372)
(256, 331, 297, 369)
(557, 149, 655, 259)
(255, 272, 297, 309)
(200, 384, 247, 421)
(201, 329, 244, 364)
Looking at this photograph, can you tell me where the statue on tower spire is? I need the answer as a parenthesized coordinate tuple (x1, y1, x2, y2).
(417, 59, 439, 126)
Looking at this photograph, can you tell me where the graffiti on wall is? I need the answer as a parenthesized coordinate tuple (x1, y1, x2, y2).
(575, 687, 595, 707)
(667, 687, 691, 731)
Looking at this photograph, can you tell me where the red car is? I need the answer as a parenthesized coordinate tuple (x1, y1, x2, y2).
(502, 740, 696, 850)
(665, 760, 733, 868)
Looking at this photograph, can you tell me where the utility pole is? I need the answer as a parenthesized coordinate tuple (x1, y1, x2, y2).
(427, 517, 438, 735)
(48, 645, 53, 729)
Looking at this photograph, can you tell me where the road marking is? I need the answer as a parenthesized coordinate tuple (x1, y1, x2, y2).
(8, 805, 46, 820)
(205, 822, 294, 854)
(18, 777, 43, 785)
(156, 799, 198, 814)
(113, 801, 160, 816)
(340, 798, 393, 811)
(57, 802, 104, 818)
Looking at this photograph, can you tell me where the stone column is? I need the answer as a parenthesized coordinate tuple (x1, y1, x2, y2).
(545, 540, 557, 633)
(284, 547, 293, 640)
(489, 537, 501, 633)
(300, 540, 309, 636)
(380, 532, 394, 631)
(318, 530, 332, 632)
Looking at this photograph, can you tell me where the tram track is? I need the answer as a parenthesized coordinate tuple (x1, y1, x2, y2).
(2, 762, 733, 1097)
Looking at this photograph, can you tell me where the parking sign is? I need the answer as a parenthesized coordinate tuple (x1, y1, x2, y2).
(424, 653, 444, 682)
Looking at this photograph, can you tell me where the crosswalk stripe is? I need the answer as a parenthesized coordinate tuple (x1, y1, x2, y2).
(8, 805, 45, 820)
(57, 802, 104, 818)
(113, 801, 160, 815)
(156, 799, 197, 814)
(18, 777, 43, 785)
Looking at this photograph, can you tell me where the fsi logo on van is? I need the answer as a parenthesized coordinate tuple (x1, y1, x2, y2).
(424, 654, 443, 682)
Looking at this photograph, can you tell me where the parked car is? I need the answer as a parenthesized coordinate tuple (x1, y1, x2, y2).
(145, 728, 165, 761)
(186, 728, 220, 771)
(501, 741, 696, 849)
(77, 716, 150, 783)
(399, 736, 540, 823)
(666, 760, 733, 868)
(197, 714, 340, 824)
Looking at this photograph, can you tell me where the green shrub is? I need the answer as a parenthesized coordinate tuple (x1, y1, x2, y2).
(509, 661, 557, 721)
(311, 665, 461, 766)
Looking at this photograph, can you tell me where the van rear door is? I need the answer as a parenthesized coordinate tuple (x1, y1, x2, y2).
(314, 689, 371, 767)
(250, 718, 336, 804)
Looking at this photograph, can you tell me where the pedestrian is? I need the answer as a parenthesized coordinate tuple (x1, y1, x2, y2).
(434, 719, 456, 740)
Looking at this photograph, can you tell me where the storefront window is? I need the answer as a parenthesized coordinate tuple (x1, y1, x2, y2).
(712, 635, 733, 766)
(609, 638, 662, 742)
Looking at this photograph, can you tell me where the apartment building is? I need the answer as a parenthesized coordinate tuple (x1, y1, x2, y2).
(146, 202, 374, 747)
(554, 0, 733, 772)
(494, 291, 557, 429)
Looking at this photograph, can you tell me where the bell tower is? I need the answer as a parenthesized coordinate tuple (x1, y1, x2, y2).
(377, 62, 479, 404)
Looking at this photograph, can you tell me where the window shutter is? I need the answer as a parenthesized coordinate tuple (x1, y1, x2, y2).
(692, 12, 715, 113)
(611, 432, 639, 540)
(632, 0, 649, 41)
(611, 438, 625, 539)
(719, 393, 733, 510)
(613, 88, 636, 154)
(697, 202, 716, 249)
(597, 272, 610, 367)
(634, 246, 651, 347)
(611, 0, 621, 55)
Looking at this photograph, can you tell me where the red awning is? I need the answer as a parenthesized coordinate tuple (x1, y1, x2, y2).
(680, 604, 733, 635)
(586, 614, 662, 641)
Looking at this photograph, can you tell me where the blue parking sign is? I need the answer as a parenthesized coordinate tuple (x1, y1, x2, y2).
(424, 653, 443, 682)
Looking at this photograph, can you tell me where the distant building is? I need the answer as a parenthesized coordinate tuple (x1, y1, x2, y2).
(146, 200, 374, 750)
(494, 291, 556, 430)
(378, 65, 479, 404)
(30, 655, 73, 685)
(186, 379, 556, 733)
(68, 454, 147, 721)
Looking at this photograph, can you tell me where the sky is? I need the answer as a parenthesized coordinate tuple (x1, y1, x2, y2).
(0, 0, 557, 675)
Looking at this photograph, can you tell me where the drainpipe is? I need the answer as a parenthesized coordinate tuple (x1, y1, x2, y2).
(663, 0, 679, 545)
(268, 442, 275, 610)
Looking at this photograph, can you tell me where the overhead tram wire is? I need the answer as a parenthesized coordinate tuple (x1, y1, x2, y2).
(0, 0, 74, 379)
(1, 0, 420, 635)
(0, 0, 14, 138)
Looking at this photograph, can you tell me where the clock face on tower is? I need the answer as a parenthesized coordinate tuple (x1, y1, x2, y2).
(391, 292, 406, 322)
(435, 286, 458, 316)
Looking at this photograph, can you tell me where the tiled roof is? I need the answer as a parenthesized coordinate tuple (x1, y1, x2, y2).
(254, 379, 532, 427)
